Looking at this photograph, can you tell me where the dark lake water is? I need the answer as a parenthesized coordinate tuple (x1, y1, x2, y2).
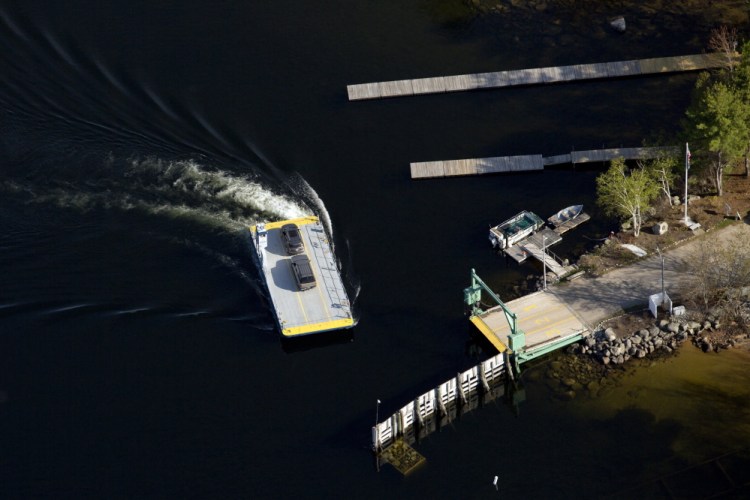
(1, 1, 749, 498)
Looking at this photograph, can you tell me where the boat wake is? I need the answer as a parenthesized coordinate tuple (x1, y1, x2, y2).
(1, 156, 309, 232)
(289, 173, 333, 242)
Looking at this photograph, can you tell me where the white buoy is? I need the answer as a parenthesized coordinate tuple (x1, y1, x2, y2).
(493, 475, 499, 490)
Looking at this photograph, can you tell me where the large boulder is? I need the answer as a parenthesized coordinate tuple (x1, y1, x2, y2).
(652, 221, 668, 235)
(604, 328, 617, 341)
(610, 16, 626, 32)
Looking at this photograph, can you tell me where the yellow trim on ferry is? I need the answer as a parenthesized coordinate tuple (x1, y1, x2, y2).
(282, 318, 354, 337)
(470, 315, 507, 353)
(251, 216, 319, 232)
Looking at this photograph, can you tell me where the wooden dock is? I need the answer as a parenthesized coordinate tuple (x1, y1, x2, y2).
(348, 53, 727, 101)
(502, 222, 587, 278)
(553, 212, 591, 235)
(523, 242, 566, 276)
(502, 228, 572, 278)
(525, 228, 561, 248)
(410, 154, 543, 179)
(411, 146, 677, 178)
(543, 146, 679, 166)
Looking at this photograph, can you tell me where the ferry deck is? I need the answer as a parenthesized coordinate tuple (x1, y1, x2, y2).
(252, 217, 354, 337)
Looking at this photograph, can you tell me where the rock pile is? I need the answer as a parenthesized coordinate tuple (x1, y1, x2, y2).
(570, 315, 735, 366)
(540, 313, 750, 402)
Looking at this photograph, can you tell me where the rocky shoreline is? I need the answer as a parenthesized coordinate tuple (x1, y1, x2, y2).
(576, 314, 748, 364)
(535, 313, 750, 401)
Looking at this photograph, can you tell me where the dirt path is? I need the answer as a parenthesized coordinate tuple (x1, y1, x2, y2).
(550, 222, 750, 330)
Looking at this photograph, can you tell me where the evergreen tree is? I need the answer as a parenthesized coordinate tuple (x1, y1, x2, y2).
(729, 41, 750, 176)
(684, 73, 749, 195)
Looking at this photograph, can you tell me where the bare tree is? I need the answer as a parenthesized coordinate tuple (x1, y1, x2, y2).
(708, 151, 726, 197)
(681, 229, 750, 323)
(708, 25, 739, 72)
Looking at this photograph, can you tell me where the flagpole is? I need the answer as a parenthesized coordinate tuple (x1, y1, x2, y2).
(684, 142, 689, 224)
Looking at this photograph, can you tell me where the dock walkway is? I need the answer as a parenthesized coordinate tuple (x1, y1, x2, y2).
(348, 53, 726, 101)
(410, 154, 543, 179)
(553, 212, 591, 235)
(502, 227, 578, 279)
(523, 242, 565, 277)
(411, 146, 677, 179)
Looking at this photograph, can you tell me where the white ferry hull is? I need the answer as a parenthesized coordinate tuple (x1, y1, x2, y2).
(250, 216, 354, 337)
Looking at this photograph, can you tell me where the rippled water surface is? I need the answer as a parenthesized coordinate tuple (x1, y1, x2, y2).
(1, 1, 748, 497)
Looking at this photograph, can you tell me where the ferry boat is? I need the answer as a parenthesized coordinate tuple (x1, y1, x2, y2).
(489, 210, 545, 249)
(250, 216, 354, 337)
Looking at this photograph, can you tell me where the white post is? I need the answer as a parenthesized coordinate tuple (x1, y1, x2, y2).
(657, 247, 665, 299)
(542, 235, 547, 290)
(684, 142, 690, 224)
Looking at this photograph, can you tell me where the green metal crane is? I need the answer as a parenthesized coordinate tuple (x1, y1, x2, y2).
(464, 268, 526, 370)
(465, 268, 585, 373)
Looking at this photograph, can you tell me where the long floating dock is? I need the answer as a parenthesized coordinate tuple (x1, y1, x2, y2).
(410, 154, 543, 179)
(348, 53, 727, 101)
(410, 146, 677, 179)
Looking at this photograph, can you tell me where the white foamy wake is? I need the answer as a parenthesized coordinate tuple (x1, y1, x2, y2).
(2, 157, 310, 231)
(290, 173, 333, 240)
(124, 158, 309, 225)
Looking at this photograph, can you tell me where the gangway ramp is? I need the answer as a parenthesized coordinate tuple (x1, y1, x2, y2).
(471, 290, 588, 353)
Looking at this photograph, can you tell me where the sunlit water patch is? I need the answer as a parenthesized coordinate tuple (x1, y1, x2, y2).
(558, 344, 750, 470)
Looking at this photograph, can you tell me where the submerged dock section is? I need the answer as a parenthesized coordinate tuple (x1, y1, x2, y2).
(348, 53, 727, 101)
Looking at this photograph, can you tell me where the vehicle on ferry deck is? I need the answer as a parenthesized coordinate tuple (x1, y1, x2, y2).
(281, 223, 305, 255)
(290, 254, 316, 291)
